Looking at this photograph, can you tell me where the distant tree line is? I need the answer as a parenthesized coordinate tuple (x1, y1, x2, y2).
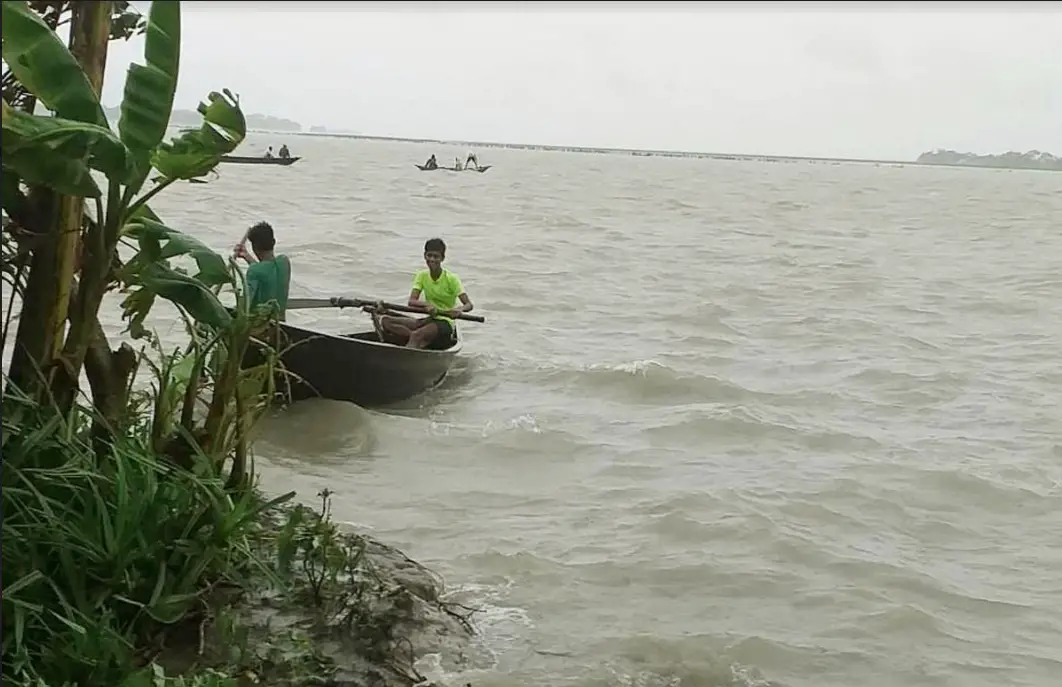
(917, 148, 1062, 171)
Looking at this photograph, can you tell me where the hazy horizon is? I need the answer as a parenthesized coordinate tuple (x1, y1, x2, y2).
(96, 3, 1062, 160)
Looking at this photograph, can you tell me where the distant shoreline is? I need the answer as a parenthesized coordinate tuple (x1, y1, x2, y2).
(146, 112, 1056, 172)
(133, 104, 1060, 172)
(242, 128, 1062, 173)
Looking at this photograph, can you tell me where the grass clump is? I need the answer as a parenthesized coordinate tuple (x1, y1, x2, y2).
(1, 380, 478, 687)
(1, 381, 293, 687)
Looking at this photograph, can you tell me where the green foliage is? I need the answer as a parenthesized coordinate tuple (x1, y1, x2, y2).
(1, 1, 244, 193)
(1, 0, 250, 414)
(118, 0, 180, 160)
(1, 2, 306, 685)
(1, 0, 109, 125)
(2, 100, 129, 196)
(0, 383, 295, 686)
(151, 89, 246, 182)
(119, 220, 235, 335)
(1, 0, 245, 247)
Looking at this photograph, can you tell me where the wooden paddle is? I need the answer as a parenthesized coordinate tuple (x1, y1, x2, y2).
(286, 297, 486, 323)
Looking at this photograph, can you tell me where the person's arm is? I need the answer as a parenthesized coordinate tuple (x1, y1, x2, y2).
(407, 288, 425, 308)
(407, 288, 437, 315)
(406, 272, 436, 314)
(447, 292, 473, 318)
(281, 255, 292, 299)
(233, 232, 257, 264)
(445, 274, 472, 317)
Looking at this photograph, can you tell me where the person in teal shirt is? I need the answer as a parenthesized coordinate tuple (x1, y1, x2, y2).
(234, 221, 291, 321)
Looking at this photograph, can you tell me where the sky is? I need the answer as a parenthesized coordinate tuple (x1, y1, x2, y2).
(97, 2, 1062, 160)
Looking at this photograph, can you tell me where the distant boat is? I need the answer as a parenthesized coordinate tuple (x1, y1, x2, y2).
(415, 164, 492, 173)
(221, 155, 301, 166)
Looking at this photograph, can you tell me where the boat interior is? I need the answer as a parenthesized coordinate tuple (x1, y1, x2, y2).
(341, 331, 460, 353)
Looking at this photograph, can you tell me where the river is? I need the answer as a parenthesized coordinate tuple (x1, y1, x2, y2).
(42, 135, 1062, 686)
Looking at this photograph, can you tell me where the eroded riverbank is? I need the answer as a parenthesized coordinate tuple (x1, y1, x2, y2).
(152, 490, 482, 686)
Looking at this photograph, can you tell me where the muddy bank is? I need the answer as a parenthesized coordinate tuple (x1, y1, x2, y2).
(156, 490, 484, 686)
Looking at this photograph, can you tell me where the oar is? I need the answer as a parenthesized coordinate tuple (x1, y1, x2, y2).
(286, 297, 486, 323)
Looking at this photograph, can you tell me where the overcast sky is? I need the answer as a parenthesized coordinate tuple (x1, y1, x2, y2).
(98, 2, 1062, 160)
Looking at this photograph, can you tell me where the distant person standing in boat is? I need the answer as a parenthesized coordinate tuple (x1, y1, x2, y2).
(234, 221, 292, 321)
(374, 237, 473, 350)
(465, 151, 479, 170)
(454, 156, 463, 170)
(278, 144, 291, 159)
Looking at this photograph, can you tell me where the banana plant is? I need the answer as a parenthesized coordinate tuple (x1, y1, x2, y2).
(1, 0, 245, 405)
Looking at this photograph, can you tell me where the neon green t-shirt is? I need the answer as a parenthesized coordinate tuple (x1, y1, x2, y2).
(247, 255, 292, 320)
(412, 268, 464, 324)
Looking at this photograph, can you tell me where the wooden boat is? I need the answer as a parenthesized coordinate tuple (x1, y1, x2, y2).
(415, 164, 492, 173)
(262, 322, 462, 407)
(221, 155, 301, 166)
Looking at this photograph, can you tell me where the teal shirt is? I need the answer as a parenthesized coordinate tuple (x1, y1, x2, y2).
(246, 254, 291, 319)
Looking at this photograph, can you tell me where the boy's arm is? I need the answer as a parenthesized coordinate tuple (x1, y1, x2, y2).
(235, 245, 258, 264)
(444, 274, 472, 317)
(233, 229, 257, 263)
(407, 288, 433, 313)
(448, 292, 473, 317)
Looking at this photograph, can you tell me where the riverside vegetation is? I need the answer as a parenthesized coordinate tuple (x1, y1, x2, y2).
(916, 148, 1062, 171)
(1, 2, 477, 685)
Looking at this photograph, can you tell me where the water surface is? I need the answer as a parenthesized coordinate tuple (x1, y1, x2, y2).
(91, 137, 1062, 686)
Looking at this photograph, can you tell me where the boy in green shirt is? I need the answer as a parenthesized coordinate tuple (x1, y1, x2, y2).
(376, 237, 473, 350)
(234, 221, 291, 321)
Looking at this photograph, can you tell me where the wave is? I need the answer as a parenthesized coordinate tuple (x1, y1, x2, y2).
(534, 359, 758, 407)
(252, 398, 378, 462)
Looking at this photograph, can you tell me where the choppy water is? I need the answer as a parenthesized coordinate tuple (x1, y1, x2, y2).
(28, 135, 1062, 686)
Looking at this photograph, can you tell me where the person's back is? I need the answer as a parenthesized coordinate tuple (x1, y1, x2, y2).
(247, 256, 291, 318)
(238, 221, 291, 321)
(279, 145, 290, 159)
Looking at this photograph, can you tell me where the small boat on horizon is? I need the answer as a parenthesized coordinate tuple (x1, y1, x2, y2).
(414, 163, 492, 173)
(220, 155, 301, 166)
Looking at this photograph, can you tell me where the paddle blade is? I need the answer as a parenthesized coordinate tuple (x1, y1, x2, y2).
(285, 298, 337, 310)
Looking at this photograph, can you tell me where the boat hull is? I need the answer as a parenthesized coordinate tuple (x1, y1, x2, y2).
(415, 164, 492, 173)
(259, 323, 461, 407)
(221, 155, 301, 166)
